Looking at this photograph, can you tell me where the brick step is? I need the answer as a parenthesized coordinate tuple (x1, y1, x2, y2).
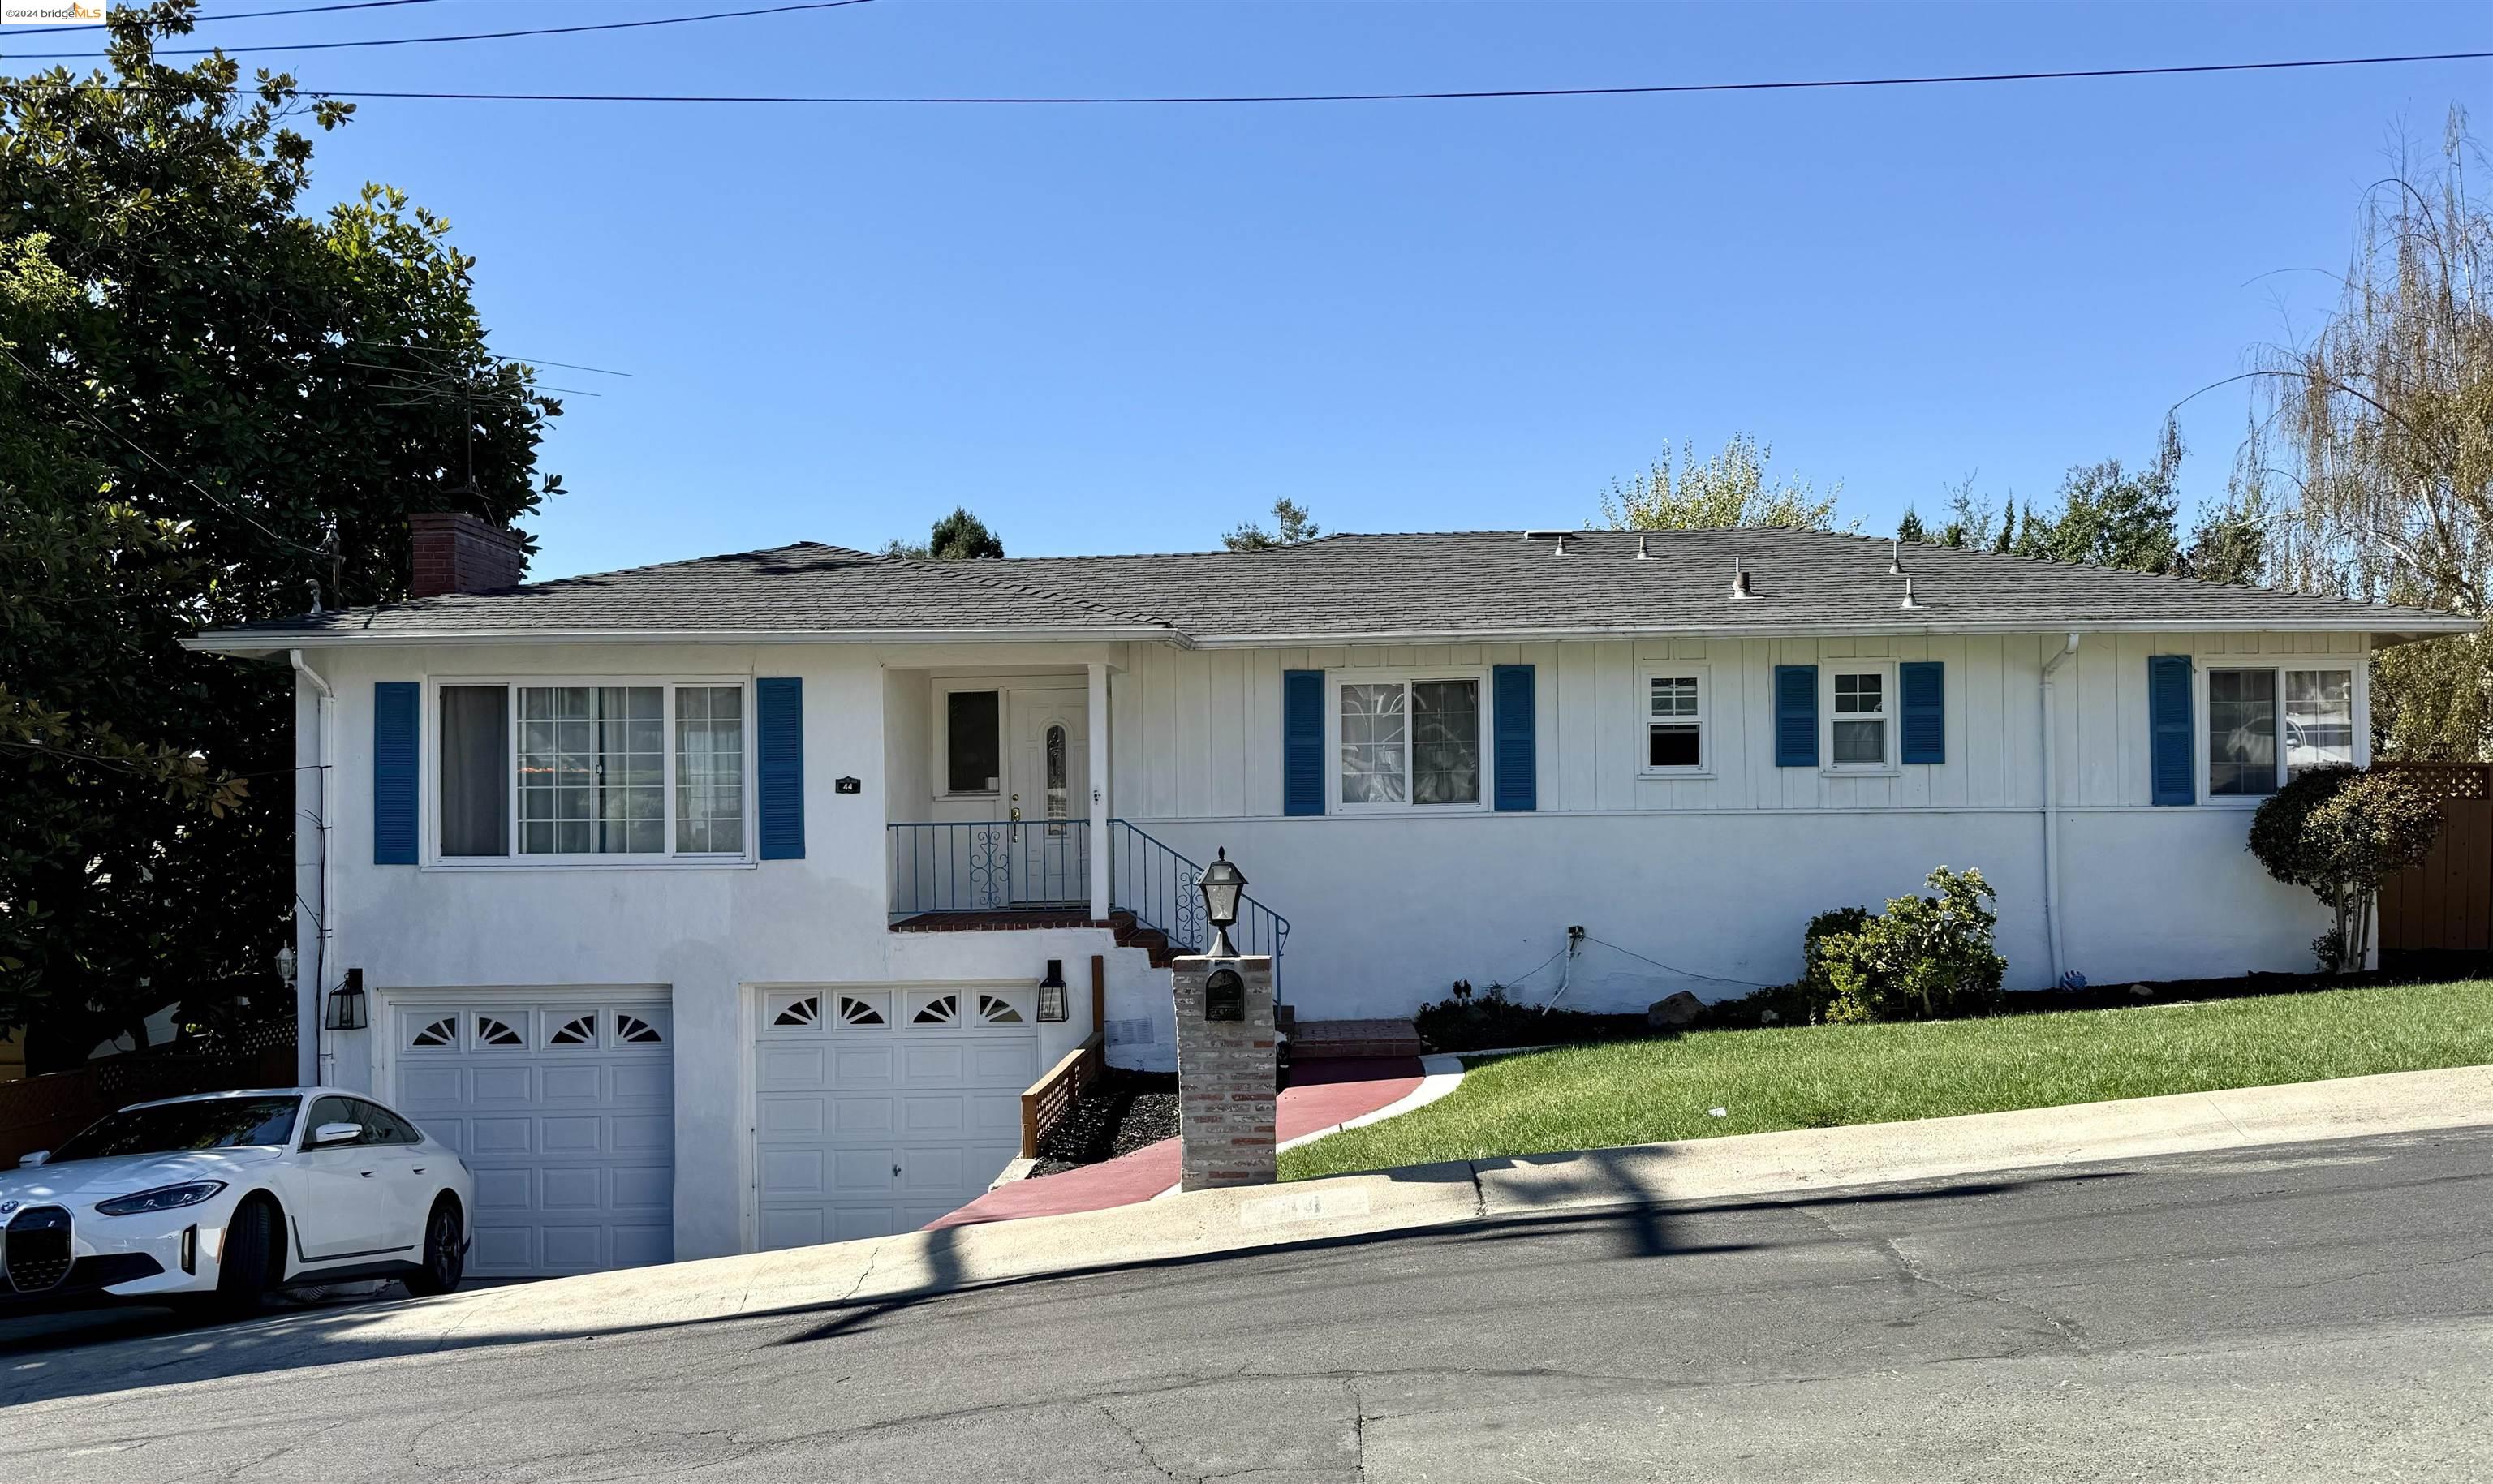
(1290, 1018, 1423, 1060)
(1107, 911, 1179, 968)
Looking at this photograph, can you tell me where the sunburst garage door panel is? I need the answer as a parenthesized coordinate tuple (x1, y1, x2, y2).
(394, 1001, 675, 1278)
(756, 988, 1038, 1249)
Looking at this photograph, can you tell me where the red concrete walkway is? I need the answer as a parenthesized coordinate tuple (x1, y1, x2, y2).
(928, 1056, 1426, 1229)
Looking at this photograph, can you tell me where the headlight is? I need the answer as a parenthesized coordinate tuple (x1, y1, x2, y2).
(94, 1181, 227, 1217)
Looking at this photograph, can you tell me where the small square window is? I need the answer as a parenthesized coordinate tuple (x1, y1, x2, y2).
(1830, 671, 1888, 768)
(1640, 673, 1707, 772)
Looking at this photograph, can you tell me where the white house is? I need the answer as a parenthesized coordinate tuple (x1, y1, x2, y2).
(188, 519, 2471, 1278)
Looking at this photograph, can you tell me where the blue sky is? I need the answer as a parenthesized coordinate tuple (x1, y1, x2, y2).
(28, 2, 2493, 577)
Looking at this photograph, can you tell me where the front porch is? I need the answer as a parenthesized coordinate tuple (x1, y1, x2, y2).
(878, 653, 1290, 987)
(885, 819, 1290, 969)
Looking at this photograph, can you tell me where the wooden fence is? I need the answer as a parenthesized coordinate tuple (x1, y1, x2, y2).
(2377, 762, 2493, 957)
(1018, 955, 1110, 1159)
(1, 1017, 297, 1170)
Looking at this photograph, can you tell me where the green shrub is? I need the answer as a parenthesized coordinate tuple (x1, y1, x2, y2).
(1809, 867, 2007, 1024)
(2246, 764, 2443, 972)
(1793, 905, 1874, 1020)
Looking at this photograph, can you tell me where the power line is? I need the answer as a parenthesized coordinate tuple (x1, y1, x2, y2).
(2, 0, 448, 37)
(47, 45, 2485, 105)
(0, 344, 335, 564)
(3, 0, 877, 60)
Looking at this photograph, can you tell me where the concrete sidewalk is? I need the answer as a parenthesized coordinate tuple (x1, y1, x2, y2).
(7, 1062, 2488, 1408)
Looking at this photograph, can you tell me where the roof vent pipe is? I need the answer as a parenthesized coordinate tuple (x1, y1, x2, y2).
(1888, 538, 1905, 576)
(1730, 559, 1754, 600)
(1636, 534, 1651, 560)
(1899, 576, 1920, 609)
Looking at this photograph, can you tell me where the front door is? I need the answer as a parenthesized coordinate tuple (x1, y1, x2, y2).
(1005, 688, 1087, 905)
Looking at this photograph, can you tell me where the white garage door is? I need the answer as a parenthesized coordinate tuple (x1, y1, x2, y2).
(394, 1000, 675, 1278)
(756, 986, 1040, 1248)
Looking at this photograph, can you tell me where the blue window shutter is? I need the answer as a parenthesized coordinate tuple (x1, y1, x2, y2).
(1281, 669, 1324, 816)
(1773, 665, 1818, 768)
(756, 677, 805, 859)
(372, 682, 419, 864)
(1492, 664, 1537, 811)
(1899, 661, 1944, 764)
(2149, 655, 2194, 806)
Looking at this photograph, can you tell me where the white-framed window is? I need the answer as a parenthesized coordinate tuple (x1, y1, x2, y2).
(1638, 668, 1707, 774)
(933, 682, 1003, 798)
(1328, 670, 1489, 811)
(430, 677, 754, 864)
(1826, 664, 1893, 771)
(2206, 664, 2359, 798)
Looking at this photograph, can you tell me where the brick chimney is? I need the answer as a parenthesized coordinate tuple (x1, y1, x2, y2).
(409, 512, 527, 598)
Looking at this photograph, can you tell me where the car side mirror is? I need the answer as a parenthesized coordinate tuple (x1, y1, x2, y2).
(312, 1122, 362, 1147)
(18, 1150, 47, 1168)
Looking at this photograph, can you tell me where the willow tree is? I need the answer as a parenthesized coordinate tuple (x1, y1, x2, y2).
(1599, 432, 1848, 531)
(2237, 109, 2493, 759)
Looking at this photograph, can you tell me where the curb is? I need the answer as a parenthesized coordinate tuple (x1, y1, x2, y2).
(22, 1063, 2488, 1411)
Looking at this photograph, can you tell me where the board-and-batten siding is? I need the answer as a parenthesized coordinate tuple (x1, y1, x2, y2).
(1107, 630, 2370, 819)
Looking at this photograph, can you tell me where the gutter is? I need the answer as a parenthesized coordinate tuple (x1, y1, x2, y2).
(290, 649, 334, 1087)
(1186, 617, 2478, 646)
(2039, 634, 2081, 989)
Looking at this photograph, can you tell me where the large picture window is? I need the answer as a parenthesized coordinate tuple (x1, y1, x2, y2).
(1337, 676, 1482, 808)
(437, 682, 751, 861)
(2209, 665, 2356, 798)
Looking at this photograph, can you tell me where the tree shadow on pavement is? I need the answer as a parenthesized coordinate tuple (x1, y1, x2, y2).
(0, 1167, 2125, 1410)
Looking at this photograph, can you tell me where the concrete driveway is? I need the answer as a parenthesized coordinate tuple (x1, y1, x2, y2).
(3, 1117, 2491, 1480)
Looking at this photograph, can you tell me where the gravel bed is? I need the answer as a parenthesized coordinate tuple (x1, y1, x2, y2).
(1029, 1069, 1179, 1178)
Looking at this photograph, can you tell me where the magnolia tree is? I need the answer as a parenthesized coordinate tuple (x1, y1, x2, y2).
(2245, 766, 2443, 971)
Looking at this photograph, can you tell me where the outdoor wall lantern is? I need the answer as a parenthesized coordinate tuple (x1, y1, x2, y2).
(1036, 959, 1069, 1022)
(325, 967, 368, 1032)
(1203, 966, 1246, 1022)
(1197, 848, 1246, 957)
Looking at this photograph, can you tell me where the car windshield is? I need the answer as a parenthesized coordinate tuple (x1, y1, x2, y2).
(49, 1096, 302, 1164)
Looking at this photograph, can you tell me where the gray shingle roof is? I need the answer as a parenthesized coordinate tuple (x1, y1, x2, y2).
(201, 543, 1179, 643)
(192, 528, 2473, 651)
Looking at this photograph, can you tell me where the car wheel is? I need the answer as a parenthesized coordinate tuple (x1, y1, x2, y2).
(402, 1198, 464, 1298)
(205, 1196, 280, 1320)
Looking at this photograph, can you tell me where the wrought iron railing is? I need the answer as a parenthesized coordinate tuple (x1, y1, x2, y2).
(887, 820, 1091, 918)
(1107, 820, 1290, 970)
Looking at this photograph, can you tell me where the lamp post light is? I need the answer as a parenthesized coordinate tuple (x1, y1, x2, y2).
(1197, 848, 1246, 958)
(324, 967, 368, 1032)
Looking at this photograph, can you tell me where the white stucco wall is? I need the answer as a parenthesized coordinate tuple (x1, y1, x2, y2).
(1131, 807, 2330, 1018)
(295, 641, 1132, 1261)
(285, 623, 2371, 1258)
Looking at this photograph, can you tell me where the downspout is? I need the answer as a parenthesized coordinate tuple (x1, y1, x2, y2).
(2039, 634, 2081, 988)
(290, 649, 334, 1086)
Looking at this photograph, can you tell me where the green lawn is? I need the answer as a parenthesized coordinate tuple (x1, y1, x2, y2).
(1278, 979, 2493, 1181)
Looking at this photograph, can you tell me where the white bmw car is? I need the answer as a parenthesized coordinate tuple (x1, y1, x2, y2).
(0, 1087, 475, 1317)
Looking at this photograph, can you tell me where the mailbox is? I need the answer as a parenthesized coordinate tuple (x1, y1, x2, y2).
(1203, 966, 1245, 1022)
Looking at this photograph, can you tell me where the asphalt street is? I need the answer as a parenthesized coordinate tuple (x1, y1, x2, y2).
(5, 1125, 2491, 1482)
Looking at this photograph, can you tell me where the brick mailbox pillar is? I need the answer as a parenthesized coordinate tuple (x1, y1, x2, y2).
(1172, 953, 1277, 1193)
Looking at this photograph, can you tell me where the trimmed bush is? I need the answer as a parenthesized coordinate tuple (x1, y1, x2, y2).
(2246, 764, 2443, 971)
(1809, 867, 2008, 1024)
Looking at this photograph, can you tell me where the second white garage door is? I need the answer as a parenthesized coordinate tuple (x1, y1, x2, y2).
(756, 986, 1040, 1248)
